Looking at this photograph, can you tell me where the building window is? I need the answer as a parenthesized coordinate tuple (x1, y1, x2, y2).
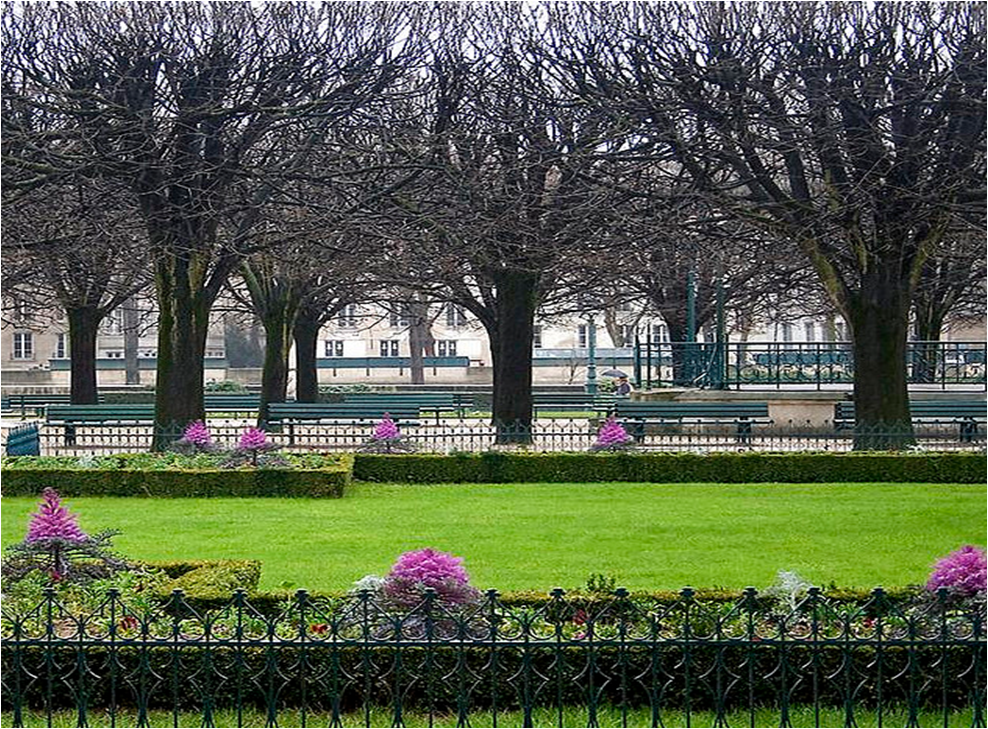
(437, 340, 457, 357)
(140, 349, 158, 358)
(619, 325, 635, 346)
(781, 323, 793, 343)
(337, 305, 359, 328)
(533, 325, 543, 349)
(804, 321, 816, 342)
(379, 340, 399, 357)
(446, 305, 468, 328)
(324, 340, 344, 357)
(835, 322, 847, 341)
(577, 325, 588, 349)
(104, 350, 124, 359)
(204, 350, 223, 358)
(12, 332, 34, 360)
(651, 323, 668, 343)
(53, 333, 68, 359)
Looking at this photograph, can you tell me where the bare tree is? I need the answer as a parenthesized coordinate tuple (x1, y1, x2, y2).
(384, 4, 626, 442)
(2, 2, 421, 447)
(558, 2, 986, 443)
(1, 179, 148, 403)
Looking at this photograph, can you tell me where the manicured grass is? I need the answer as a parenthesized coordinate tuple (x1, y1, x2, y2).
(1, 706, 978, 728)
(2, 482, 983, 592)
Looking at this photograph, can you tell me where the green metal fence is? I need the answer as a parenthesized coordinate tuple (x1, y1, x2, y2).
(633, 340, 988, 390)
(2, 587, 984, 728)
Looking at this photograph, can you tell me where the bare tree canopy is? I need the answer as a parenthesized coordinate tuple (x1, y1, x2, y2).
(551, 1, 986, 442)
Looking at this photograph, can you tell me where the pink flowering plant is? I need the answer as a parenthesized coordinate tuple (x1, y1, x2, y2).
(224, 426, 286, 468)
(2, 488, 128, 584)
(927, 545, 987, 597)
(171, 420, 220, 454)
(360, 413, 415, 453)
(352, 548, 482, 613)
(591, 416, 633, 451)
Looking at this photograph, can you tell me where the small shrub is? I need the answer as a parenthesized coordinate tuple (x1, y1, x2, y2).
(383, 547, 481, 609)
(224, 427, 286, 468)
(590, 416, 632, 451)
(360, 413, 415, 453)
(927, 545, 987, 597)
(171, 420, 221, 455)
(1, 488, 128, 584)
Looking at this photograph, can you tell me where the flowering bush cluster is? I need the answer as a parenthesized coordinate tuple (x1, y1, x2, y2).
(2, 488, 128, 584)
(172, 420, 217, 454)
(171, 422, 287, 467)
(591, 416, 632, 451)
(360, 414, 415, 453)
(353, 548, 481, 611)
(927, 545, 986, 597)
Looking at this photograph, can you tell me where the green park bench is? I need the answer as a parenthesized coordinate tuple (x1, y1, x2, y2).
(266, 403, 421, 446)
(46, 404, 156, 446)
(341, 392, 475, 418)
(4, 423, 40, 456)
(531, 392, 620, 414)
(612, 401, 771, 444)
(834, 400, 986, 441)
(6, 393, 95, 417)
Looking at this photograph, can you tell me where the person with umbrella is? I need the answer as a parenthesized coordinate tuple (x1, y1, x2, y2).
(602, 369, 634, 396)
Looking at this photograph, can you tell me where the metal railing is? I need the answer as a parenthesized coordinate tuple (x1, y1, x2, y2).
(2, 588, 983, 728)
(634, 341, 987, 390)
(30, 418, 985, 456)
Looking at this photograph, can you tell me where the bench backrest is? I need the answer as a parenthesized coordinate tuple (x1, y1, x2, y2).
(615, 402, 769, 418)
(835, 401, 986, 420)
(342, 393, 461, 406)
(5, 424, 40, 456)
(47, 404, 156, 422)
(267, 403, 420, 420)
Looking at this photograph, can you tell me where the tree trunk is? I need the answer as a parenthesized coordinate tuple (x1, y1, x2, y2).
(293, 308, 322, 403)
(258, 305, 296, 427)
(66, 306, 101, 405)
(491, 270, 539, 444)
(152, 257, 211, 451)
(911, 302, 946, 385)
(122, 299, 141, 386)
(846, 278, 914, 449)
(407, 298, 435, 385)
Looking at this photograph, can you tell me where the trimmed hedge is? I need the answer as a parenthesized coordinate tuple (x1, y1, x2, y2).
(353, 451, 985, 484)
(1, 456, 351, 498)
(165, 584, 922, 615)
(145, 559, 263, 595)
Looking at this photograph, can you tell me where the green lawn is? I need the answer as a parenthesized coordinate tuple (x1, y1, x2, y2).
(1, 706, 978, 728)
(2, 482, 983, 592)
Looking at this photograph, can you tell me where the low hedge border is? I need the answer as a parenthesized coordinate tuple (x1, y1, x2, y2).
(0, 459, 351, 498)
(353, 451, 984, 484)
(137, 562, 922, 614)
(144, 559, 263, 595)
(166, 585, 923, 616)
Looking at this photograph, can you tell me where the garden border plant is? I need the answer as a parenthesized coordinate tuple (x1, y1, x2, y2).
(1, 453, 351, 498)
(351, 451, 984, 484)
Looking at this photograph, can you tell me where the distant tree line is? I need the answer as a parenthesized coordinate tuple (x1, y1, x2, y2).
(2, 2, 984, 446)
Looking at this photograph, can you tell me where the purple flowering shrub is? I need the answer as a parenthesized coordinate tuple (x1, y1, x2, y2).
(927, 545, 987, 597)
(591, 416, 632, 451)
(2, 489, 128, 584)
(223, 426, 287, 468)
(360, 413, 415, 453)
(354, 548, 482, 611)
(171, 420, 220, 454)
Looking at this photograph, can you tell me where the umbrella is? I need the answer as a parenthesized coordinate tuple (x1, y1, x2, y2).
(600, 369, 628, 378)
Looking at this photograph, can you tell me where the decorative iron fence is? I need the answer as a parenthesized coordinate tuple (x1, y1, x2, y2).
(1, 588, 984, 728)
(633, 341, 988, 390)
(32, 418, 986, 456)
